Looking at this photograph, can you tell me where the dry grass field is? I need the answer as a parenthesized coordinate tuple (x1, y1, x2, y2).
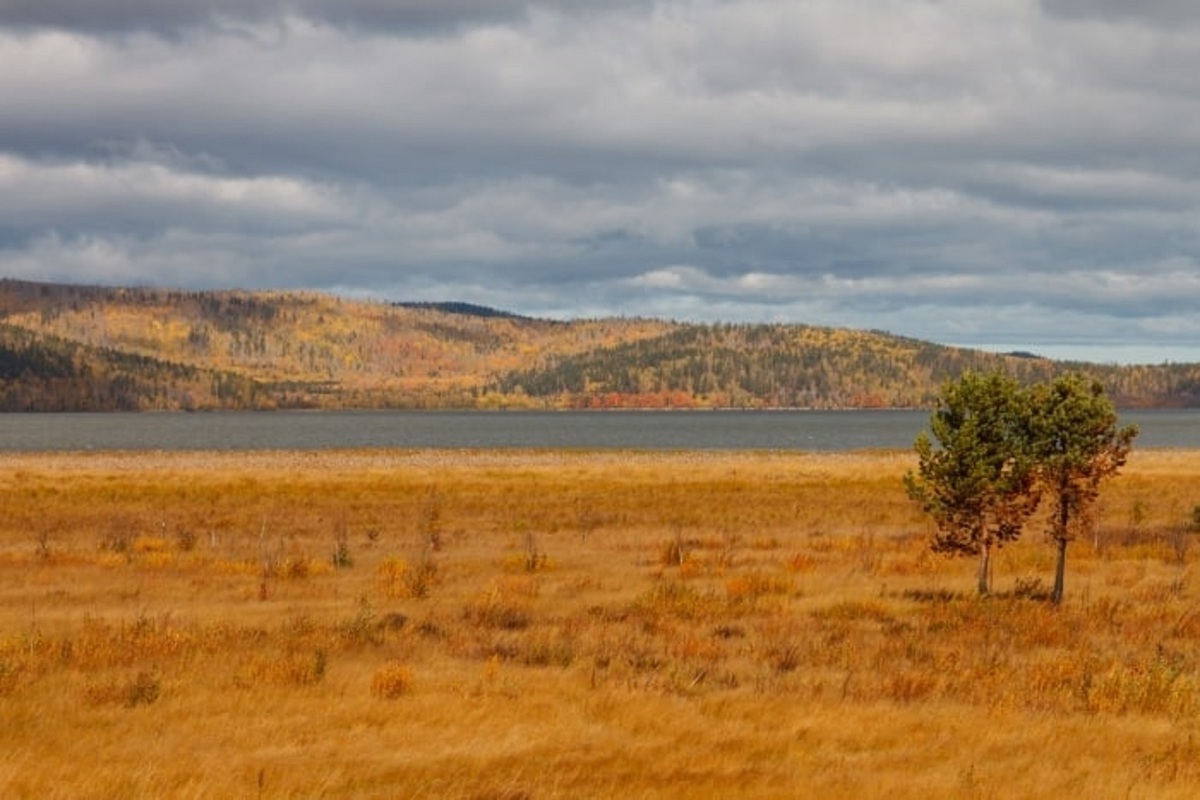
(1, 447, 1198, 799)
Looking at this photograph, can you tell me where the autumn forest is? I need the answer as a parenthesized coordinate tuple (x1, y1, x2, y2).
(1, 279, 1197, 412)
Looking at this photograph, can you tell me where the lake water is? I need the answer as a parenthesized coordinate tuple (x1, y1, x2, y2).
(0, 409, 1195, 452)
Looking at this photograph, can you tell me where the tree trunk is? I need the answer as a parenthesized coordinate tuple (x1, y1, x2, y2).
(1051, 537, 1067, 605)
(977, 541, 992, 596)
(1051, 484, 1071, 605)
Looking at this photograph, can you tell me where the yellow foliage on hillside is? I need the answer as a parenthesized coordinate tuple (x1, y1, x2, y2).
(0, 282, 674, 406)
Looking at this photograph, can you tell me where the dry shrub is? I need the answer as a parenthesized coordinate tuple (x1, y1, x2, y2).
(500, 550, 553, 574)
(376, 555, 438, 599)
(140, 551, 177, 569)
(636, 580, 723, 621)
(1105, 563, 1147, 589)
(465, 579, 536, 630)
(1086, 659, 1196, 716)
(765, 641, 803, 673)
(84, 670, 161, 708)
(878, 552, 932, 577)
(785, 551, 817, 573)
(175, 527, 197, 552)
(235, 650, 327, 688)
(370, 661, 413, 698)
(1022, 658, 1090, 711)
(1137, 736, 1200, 785)
(668, 633, 724, 665)
(812, 599, 895, 624)
(724, 570, 791, 605)
(1171, 607, 1200, 639)
(0, 659, 21, 696)
(209, 558, 259, 576)
(94, 552, 128, 570)
(658, 536, 688, 568)
(338, 601, 383, 647)
(132, 535, 169, 554)
(1132, 579, 1186, 603)
(1005, 602, 1078, 649)
(259, 555, 333, 580)
(70, 615, 195, 671)
(196, 622, 265, 655)
(884, 670, 938, 703)
(519, 629, 576, 668)
(283, 556, 334, 579)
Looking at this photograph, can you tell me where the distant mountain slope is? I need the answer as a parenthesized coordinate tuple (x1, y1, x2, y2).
(495, 324, 1200, 409)
(0, 279, 673, 409)
(393, 301, 535, 320)
(495, 324, 1053, 408)
(0, 322, 265, 411)
(0, 278, 1196, 410)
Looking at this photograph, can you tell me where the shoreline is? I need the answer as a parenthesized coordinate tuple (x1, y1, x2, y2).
(0, 446, 1193, 479)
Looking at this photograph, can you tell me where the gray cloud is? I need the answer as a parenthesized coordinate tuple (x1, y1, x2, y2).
(0, 0, 648, 36)
(1041, 0, 1200, 26)
(1, 0, 1198, 363)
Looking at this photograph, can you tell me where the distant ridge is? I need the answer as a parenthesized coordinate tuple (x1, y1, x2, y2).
(0, 279, 1197, 411)
(394, 301, 533, 320)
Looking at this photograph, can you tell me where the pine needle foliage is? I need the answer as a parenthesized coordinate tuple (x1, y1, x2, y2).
(905, 372, 1040, 595)
(1028, 374, 1138, 604)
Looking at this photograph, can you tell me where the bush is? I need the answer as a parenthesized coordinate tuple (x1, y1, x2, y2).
(371, 662, 413, 698)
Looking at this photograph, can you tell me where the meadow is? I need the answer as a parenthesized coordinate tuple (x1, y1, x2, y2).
(0, 448, 1198, 799)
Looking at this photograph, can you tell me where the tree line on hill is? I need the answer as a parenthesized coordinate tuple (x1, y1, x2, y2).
(494, 324, 1200, 410)
(0, 279, 1198, 412)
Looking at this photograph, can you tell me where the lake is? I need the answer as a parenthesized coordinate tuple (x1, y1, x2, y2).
(0, 409, 1195, 452)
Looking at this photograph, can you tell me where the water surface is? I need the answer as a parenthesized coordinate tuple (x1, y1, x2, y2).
(0, 409, 1192, 452)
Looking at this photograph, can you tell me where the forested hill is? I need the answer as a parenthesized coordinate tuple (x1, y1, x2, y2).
(0, 279, 1197, 411)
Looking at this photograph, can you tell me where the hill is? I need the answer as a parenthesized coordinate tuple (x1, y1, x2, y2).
(0, 278, 1197, 411)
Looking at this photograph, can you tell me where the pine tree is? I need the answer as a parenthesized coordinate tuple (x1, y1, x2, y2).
(905, 372, 1040, 595)
(1028, 374, 1137, 604)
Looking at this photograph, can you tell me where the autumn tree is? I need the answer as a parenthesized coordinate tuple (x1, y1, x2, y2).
(905, 371, 1041, 595)
(1027, 373, 1137, 605)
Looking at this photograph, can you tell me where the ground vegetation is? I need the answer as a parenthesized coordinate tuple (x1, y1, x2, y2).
(1, 449, 1198, 797)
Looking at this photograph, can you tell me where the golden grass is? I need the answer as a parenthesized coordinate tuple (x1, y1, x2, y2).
(1, 448, 1198, 798)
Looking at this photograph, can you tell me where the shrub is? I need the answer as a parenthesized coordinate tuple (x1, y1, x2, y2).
(339, 600, 382, 647)
(376, 555, 438, 599)
(371, 662, 413, 698)
(724, 571, 792, 605)
(125, 670, 161, 706)
(659, 532, 688, 567)
(332, 526, 352, 569)
(84, 671, 161, 707)
(235, 651, 327, 688)
(175, 527, 197, 552)
(521, 630, 576, 668)
(465, 579, 536, 630)
(0, 660, 20, 696)
(785, 551, 816, 573)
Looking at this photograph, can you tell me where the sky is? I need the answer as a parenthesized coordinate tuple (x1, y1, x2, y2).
(1, 1, 1198, 364)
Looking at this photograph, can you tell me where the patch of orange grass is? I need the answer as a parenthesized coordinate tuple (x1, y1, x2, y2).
(0, 448, 1198, 797)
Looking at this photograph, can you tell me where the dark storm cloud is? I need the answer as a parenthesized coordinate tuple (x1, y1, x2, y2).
(1041, 0, 1200, 25)
(0, 0, 1198, 362)
(0, 0, 647, 36)
(0, 0, 251, 35)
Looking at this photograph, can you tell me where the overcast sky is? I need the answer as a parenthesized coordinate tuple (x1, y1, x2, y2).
(2, 1, 1198, 363)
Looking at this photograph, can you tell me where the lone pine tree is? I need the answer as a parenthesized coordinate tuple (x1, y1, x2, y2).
(1027, 374, 1137, 605)
(905, 371, 1040, 596)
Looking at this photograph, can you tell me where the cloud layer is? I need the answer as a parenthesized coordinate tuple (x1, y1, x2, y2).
(2, 0, 1198, 362)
